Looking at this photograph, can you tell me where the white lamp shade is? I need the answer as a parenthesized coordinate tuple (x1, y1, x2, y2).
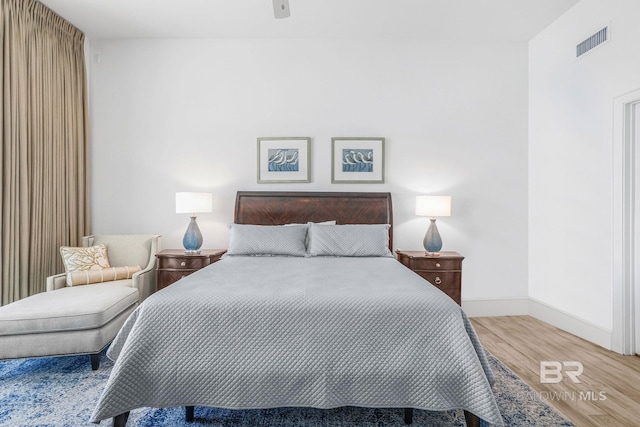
(176, 192, 213, 214)
(415, 196, 451, 217)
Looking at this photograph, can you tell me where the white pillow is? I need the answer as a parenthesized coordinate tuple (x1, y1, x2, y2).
(307, 223, 392, 257)
(227, 224, 307, 257)
(284, 221, 336, 226)
(311, 220, 337, 226)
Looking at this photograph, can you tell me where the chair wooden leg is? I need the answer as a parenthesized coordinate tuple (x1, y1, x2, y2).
(404, 408, 413, 424)
(185, 406, 194, 421)
(464, 410, 480, 427)
(90, 353, 101, 370)
(113, 412, 130, 427)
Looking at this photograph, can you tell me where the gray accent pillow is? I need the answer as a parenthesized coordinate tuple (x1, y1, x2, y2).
(307, 223, 392, 257)
(284, 221, 336, 247)
(227, 224, 307, 257)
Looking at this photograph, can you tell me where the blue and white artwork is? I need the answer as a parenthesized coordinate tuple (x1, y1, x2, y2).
(268, 149, 299, 172)
(342, 149, 373, 172)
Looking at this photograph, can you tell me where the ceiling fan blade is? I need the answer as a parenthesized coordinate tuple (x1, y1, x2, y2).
(273, 0, 290, 19)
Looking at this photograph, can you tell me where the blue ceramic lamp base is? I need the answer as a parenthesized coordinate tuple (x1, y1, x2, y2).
(183, 216, 203, 254)
(423, 217, 443, 256)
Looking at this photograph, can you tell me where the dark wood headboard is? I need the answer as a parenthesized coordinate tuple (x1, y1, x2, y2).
(234, 191, 393, 248)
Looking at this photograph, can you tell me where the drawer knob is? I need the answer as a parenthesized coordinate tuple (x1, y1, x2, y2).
(435, 262, 441, 268)
(434, 277, 442, 285)
(180, 261, 186, 267)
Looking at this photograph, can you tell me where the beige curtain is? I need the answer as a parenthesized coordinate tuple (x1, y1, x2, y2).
(0, 0, 89, 305)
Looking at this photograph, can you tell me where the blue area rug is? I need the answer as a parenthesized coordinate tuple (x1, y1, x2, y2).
(0, 351, 574, 426)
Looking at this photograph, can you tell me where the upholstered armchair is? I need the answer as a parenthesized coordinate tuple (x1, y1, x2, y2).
(46, 234, 161, 302)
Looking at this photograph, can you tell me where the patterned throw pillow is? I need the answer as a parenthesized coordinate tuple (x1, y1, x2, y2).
(67, 265, 142, 286)
(60, 244, 111, 284)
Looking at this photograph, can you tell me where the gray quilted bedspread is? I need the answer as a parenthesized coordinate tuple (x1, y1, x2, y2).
(91, 256, 503, 425)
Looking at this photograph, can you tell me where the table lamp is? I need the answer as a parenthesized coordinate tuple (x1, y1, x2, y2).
(176, 192, 212, 254)
(415, 196, 451, 256)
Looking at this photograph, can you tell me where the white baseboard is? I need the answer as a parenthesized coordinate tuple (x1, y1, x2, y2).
(462, 297, 529, 317)
(528, 297, 612, 350)
(462, 296, 612, 350)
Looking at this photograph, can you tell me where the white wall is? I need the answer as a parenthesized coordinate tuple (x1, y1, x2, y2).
(529, 0, 640, 334)
(88, 37, 528, 300)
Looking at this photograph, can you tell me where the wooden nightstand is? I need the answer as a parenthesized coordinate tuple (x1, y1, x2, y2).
(156, 249, 226, 290)
(395, 250, 464, 305)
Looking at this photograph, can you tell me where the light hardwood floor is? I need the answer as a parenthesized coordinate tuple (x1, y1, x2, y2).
(471, 316, 640, 427)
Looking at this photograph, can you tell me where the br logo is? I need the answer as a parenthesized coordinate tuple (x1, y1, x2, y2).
(540, 361, 584, 383)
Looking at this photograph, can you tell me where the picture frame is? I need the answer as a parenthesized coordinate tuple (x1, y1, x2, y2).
(331, 137, 385, 184)
(257, 137, 311, 183)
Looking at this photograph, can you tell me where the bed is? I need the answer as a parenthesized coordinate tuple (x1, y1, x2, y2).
(91, 191, 502, 426)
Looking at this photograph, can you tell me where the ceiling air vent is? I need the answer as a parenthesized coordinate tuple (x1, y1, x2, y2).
(576, 27, 608, 58)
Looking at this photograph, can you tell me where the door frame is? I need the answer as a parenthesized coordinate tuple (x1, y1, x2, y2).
(612, 89, 640, 354)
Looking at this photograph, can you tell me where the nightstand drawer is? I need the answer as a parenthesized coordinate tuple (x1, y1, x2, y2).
(409, 257, 461, 271)
(158, 270, 195, 290)
(396, 250, 463, 306)
(416, 271, 461, 289)
(156, 249, 226, 290)
(158, 256, 210, 270)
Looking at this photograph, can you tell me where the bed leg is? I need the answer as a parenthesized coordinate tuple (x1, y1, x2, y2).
(113, 412, 130, 427)
(464, 410, 480, 427)
(404, 408, 413, 424)
(185, 406, 194, 422)
(90, 353, 100, 370)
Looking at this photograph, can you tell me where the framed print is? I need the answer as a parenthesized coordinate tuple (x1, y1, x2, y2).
(331, 137, 385, 183)
(257, 137, 311, 183)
